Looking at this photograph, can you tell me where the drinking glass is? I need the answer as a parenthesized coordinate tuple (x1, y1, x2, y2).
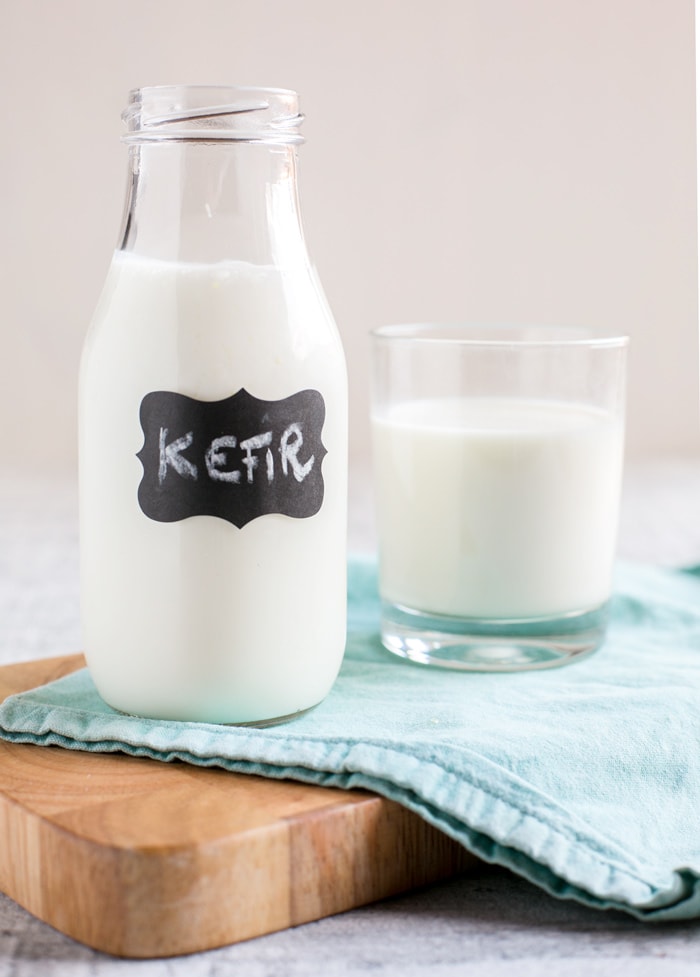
(370, 325, 628, 671)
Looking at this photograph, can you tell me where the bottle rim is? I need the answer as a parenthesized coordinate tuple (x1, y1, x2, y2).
(122, 85, 304, 144)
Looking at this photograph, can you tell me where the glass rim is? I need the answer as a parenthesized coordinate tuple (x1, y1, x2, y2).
(371, 324, 629, 350)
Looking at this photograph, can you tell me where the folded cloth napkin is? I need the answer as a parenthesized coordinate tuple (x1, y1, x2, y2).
(2, 556, 700, 922)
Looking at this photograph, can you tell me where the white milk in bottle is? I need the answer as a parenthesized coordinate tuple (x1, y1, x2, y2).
(79, 87, 347, 723)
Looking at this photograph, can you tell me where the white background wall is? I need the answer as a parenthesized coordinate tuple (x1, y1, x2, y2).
(1, 0, 697, 478)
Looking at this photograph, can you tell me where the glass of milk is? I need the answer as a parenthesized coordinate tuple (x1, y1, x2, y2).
(370, 325, 628, 671)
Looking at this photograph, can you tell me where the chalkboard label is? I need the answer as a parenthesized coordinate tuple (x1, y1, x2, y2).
(136, 389, 327, 528)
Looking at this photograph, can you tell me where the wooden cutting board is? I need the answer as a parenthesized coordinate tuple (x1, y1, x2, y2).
(0, 655, 475, 959)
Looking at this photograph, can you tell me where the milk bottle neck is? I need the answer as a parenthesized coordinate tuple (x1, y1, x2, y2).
(118, 140, 308, 266)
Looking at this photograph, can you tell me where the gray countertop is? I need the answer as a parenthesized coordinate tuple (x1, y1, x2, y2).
(2, 461, 700, 975)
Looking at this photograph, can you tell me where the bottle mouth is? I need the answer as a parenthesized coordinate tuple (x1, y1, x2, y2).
(122, 85, 304, 144)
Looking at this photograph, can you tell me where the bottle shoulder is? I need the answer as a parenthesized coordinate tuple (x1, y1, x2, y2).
(89, 251, 337, 323)
(80, 251, 346, 404)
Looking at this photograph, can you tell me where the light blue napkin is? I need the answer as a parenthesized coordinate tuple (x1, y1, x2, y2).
(2, 556, 700, 921)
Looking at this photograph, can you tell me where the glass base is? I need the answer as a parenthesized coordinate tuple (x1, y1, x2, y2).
(380, 599, 609, 672)
(229, 703, 318, 728)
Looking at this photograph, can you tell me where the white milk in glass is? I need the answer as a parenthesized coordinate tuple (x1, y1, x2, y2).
(80, 251, 347, 723)
(372, 397, 623, 621)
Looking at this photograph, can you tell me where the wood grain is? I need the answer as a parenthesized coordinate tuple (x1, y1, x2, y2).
(0, 655, 476, 958)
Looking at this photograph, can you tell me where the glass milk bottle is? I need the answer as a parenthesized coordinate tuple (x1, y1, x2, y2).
(79, 86, 348, 724)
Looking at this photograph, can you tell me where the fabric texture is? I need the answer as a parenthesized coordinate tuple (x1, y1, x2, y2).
(2, 556, 700, 921)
